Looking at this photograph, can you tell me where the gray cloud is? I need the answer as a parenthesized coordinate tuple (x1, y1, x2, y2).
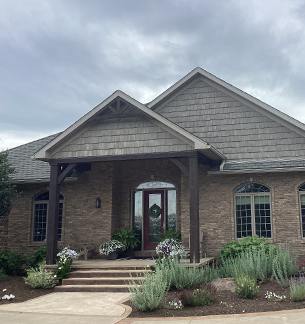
(0, 0, 305, 149)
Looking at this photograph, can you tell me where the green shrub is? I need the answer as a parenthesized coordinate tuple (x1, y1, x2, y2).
(0, 250, 24, 275)
(181, 288, 214, 306)
(235, 274, 259, 299)
(272, 250, 297, 287)
(290, 279, 305, 302)
(56, 260, 72, 280)
(129, 271, 169, 311)
(220, 249, 274, 281)
(0, 268, 7, 281)
(220, 236, 276, 260)
(112, 228, 140, 250)
(24, 263, 57, 289)
(27, 246, 47, 268)
(160, 229, 182, 241)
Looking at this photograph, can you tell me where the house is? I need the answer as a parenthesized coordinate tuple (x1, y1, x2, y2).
(2, 67, 305, 264)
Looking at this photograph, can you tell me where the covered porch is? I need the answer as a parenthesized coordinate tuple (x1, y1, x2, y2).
(32, 91, 224, 264)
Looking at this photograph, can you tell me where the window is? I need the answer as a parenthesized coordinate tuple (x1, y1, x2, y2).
(299, 183, 305, 238)
(235, 183, 271, 238)
(33, 192, 64, 242)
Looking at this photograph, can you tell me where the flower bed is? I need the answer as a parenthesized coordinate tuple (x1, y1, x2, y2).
(0, 276, 54, 304)
(127, 280, 305, 317)
(127, 237, 305, 318)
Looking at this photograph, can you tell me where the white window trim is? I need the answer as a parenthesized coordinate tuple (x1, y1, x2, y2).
(235, 192, 272, 239)
(299, 191, 305, 239)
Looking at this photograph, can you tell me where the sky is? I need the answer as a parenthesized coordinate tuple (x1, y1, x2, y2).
(1, 0, 305, 150)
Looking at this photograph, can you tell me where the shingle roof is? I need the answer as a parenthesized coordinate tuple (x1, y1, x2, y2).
(7, 133, 59, 183)
(223, 159, 305, 172)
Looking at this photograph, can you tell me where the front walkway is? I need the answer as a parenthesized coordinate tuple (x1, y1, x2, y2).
(0, 292, 131, 324)
(120, 308, 305, 324)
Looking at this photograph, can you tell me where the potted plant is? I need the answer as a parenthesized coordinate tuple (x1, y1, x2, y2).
(99, 240, 126, 260)
(112, 228, 140, 257)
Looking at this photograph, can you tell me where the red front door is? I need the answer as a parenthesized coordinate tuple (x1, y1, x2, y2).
(143, 190, 164, 250)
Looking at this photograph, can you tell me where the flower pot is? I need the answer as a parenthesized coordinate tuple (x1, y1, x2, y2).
(118, 248, 134, 259)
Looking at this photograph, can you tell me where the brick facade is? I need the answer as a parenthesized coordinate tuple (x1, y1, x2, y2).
(2, 160, 305, 261)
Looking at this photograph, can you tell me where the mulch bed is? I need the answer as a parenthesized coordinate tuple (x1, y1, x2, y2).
(0, 276, 54, 304)
(127, 281, 305, 317)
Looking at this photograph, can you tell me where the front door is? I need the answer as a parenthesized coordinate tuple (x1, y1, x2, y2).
(143, 190, 164, 250)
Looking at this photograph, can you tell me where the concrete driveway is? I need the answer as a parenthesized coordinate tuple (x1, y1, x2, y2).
(0, 292, 131, 324)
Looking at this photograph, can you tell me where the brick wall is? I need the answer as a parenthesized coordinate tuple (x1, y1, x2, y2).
(2, 160, 305, 262)
(200, 171, 305, 261)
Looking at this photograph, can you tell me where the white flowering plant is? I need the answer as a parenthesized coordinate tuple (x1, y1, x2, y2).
(265, 290, 287, 302)
(57, 247, 79, 262)
(99, 240, 126, 256)
(56, 247, 78, 280)
(1, 294, 15, 300)
(156, 239, 186, 259)
(168, 298, 183, 310)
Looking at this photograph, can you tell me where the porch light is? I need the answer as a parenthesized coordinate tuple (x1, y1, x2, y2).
(95, 197, 101, 209)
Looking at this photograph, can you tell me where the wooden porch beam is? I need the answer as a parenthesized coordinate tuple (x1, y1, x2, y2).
(40, 150, 198, 164)
(169, 158, 188, 176)
(46, 162, 77, 264)
(57, 163, 77, 185)
(46, 163, 60, 265)
(189, 154, 200, 263)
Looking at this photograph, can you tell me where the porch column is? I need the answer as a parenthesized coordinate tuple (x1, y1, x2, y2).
(46, 163, 60, 265)
(189, 154, 200, 263)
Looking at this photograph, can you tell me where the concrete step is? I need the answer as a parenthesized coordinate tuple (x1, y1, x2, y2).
(62, 277, 144, 286)
(71, 265, 150, 271)
(68, 269, 150, 278)
(55, 284, 139, 292)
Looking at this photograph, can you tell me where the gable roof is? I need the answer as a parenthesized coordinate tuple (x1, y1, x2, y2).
(147, 67, 305, 137)
(34, 90, 225, 161)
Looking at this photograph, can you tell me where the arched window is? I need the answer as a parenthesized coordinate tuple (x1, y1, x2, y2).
(33, 192, 64, 242)
(234, 182, 271, 238)
(299, 183, 305, 238)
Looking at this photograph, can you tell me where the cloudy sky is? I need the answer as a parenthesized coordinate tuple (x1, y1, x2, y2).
(1, 0, 305, 150)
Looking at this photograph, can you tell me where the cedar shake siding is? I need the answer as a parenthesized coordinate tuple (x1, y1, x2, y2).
(155, 76, 305, 161)
(50, 112, 192, 159)
(3, 67, 305, 262)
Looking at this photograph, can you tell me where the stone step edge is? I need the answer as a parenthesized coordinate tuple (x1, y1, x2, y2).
(62, 277, 144, 284)
(54, 284, 139, 291)
(69, 269, 151, 274)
